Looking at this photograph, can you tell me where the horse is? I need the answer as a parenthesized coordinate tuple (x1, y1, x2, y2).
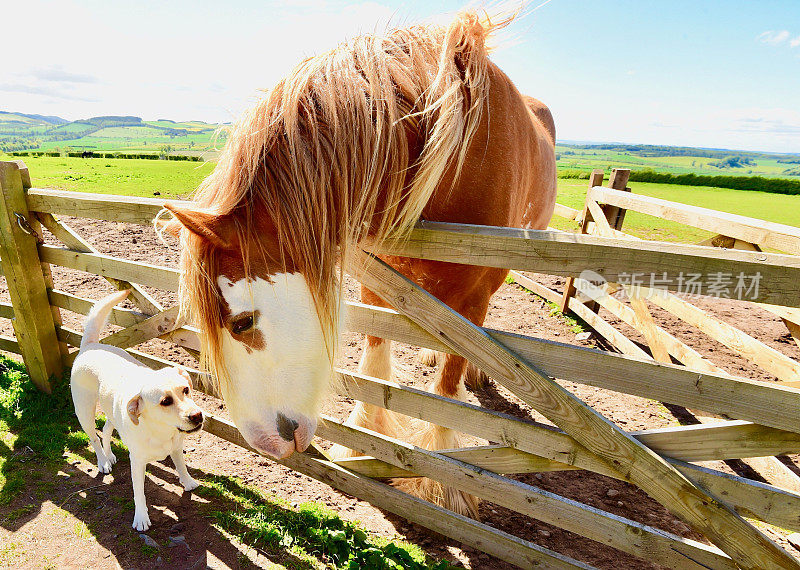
(163, 12, 556, 518)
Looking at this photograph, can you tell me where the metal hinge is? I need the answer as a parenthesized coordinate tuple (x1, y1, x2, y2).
(15, 213, 43, 245)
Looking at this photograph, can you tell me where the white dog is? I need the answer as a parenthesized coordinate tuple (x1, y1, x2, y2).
(71, 290, 205, 531)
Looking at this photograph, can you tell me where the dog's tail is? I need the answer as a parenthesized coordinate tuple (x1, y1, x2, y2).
(81, 290, 131, 350)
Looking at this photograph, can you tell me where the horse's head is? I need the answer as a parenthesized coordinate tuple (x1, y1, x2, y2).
(164, 205, 337, 459)
(162, 11, 498, 460)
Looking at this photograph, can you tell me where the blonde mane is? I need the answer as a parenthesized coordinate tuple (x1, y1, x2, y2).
(177, 12, 511, 387)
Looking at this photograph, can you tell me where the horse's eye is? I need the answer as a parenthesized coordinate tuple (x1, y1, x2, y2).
(183, 386, 190, 395)
(160, 396, 173, 406)
(231, 315, 254, 335)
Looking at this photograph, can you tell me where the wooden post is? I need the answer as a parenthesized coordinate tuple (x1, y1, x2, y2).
(15, 162, 69, 361)
(559, 168, 630, 315)
(0, 161, 63, 392)
(602, 168, 631, 228)
(559, 169, 604, 313)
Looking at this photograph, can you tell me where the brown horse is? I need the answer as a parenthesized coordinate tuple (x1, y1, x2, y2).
(164, 12, 556, 517)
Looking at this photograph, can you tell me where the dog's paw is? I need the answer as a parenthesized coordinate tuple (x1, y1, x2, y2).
(181, 477, 200, 492)
(98, 459, 114, 474)
(132, 510, 151, 532)
(107, 451, 117, 466)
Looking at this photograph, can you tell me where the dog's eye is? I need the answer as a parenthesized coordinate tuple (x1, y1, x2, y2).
(183, 386, 190, 395)
(231, 315, 254, 335)
(160, 396, 173, 406)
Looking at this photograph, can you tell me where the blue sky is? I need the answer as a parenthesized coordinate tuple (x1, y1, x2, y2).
(4, 1, 800, 152)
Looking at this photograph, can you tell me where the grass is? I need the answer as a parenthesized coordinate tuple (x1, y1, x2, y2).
(551, 178, 800, 243)
(555, 145, 798, 179)
(2, 154, 214, 199)
(3, 154, 796, 244)
(199, 475, 450, 569)
(0, 354, 449, 568)
(0, 357, 86, 506)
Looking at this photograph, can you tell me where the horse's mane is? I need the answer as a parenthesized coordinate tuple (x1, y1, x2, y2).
(178, 11, 512, 387)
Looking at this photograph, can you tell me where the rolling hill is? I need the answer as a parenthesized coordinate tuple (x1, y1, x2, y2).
(0, 112, 227, 154)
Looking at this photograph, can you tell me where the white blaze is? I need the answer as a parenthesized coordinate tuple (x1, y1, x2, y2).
(216, 273, 334, 438)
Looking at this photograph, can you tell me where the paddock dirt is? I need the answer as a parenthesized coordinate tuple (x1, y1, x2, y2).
(1, 215, 799, 569)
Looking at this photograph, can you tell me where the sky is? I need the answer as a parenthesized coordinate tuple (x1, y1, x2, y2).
(3, 0, 800, 153)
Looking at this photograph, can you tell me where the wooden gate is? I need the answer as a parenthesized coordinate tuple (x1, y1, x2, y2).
(2, 159, 800, 568)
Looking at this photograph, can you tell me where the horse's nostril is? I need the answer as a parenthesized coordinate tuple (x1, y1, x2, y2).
(276, 413, 299, 442)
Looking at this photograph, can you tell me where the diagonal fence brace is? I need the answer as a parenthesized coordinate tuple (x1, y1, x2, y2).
(350, 250, 799, 570)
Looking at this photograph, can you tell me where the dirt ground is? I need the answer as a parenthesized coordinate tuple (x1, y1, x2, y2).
(1, 215, 799, 569)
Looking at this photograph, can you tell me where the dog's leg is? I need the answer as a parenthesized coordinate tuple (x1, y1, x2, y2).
(72, 386, 111, 473)
(101, 419, 116, 468)
(130, 459, 151, 531)
(170, 438, 199, 492)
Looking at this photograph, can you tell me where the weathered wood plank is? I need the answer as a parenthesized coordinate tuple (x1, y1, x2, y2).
(0, 334, 21, 354)
(646, 289, 800, 382)
(0, 162, 63, 391)
(39, 245, 180, 291)
(48, 289, 200, 351)
(560, 170, 605, 313)
(553, 202, 580, 221)
(202, 414, 594, 570)
(27, 188, 185, 225)
(600, 169, 631, 230)
(317, 415, 734, 570)
(340, 369, 800, 466)
(373, 222, 800, 307)
(506, 272, 651, 359)
(576, 281, 721, 374)
(345, 300, 800, 434)
(334, 445, 577, 477)
(27, 188, 800, 305)
(16, 166, 68, 361)
(0, 302, 14, 320)
(98, 305, 182, 349)
(48, 289, 147, 328)
(37, 213, 163, 315)
(588, 185, 800, 255)
(352, 251, 798, 569)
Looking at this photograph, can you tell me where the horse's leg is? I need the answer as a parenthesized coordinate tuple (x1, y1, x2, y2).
(330, 287, 406, 460)
(396, 269, 506, 519)
(418, 347, 441, 368)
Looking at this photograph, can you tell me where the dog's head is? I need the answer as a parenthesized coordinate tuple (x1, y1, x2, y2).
(127, 367, 204, 433)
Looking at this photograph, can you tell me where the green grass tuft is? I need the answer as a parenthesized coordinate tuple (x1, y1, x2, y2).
(0, 357, 81, 505)
(198, 474, 450, 569)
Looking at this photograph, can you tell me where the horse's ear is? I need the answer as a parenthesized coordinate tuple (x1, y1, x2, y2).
(163, 205, 237, 249)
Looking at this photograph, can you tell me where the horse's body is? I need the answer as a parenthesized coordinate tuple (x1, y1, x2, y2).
(166, 13, 556, 517)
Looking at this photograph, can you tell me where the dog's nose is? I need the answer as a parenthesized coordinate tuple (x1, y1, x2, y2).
(276, 413, 299, 442)
(189, 411, 204, 424)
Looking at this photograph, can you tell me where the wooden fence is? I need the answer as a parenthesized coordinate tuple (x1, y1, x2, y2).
(2, 159, 800, 569)
(515, 169, 800, 495)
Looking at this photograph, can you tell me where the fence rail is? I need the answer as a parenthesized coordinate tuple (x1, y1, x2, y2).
(2, 160, 800, 568)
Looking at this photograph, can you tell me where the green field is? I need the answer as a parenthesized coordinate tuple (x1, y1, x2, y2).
(551, 177, 800, 243)
(12, 155, 214, 199)
(4, 155, 797, 244)
(556, 145, 800, 179)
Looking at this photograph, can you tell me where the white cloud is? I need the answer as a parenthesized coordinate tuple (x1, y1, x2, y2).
(758, 30, 791, 45)
(791, 36, 800, 48)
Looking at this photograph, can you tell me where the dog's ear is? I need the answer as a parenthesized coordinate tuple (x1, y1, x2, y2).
(127, 394, 143, 426)
(173, 366, 191, 382)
